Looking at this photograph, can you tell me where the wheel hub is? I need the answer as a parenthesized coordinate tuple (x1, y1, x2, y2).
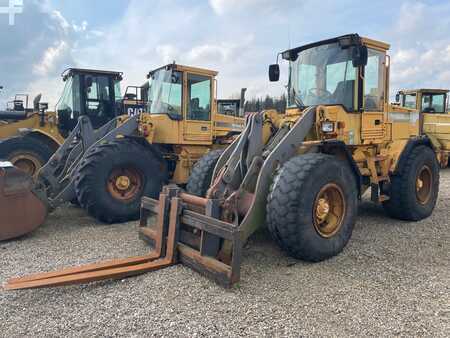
(107, 168, 143, 201)
(115, 175, 131, 191)
(315, 198, 330, 221)
(313, 183, 346, 238)
(416, 165, 432, 205)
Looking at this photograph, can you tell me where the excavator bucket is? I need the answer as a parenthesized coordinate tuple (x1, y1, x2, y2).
(0, 162, 47, 241)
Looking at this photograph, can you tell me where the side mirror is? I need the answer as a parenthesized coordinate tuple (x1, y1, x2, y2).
(395, 93, 400, 102)
(269, 64, 280, 82)
(352, 45, 368, 67)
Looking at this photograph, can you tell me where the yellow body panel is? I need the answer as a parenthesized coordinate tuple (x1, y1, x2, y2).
(0, 111, 64, 145)
(423, 113, 450, 150)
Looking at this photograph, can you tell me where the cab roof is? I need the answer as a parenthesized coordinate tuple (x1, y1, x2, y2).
(399, 88, 449, 95)
(62, 68, 123, 81)
(147, 63, 218, 78)
(281, 33, 389, 61)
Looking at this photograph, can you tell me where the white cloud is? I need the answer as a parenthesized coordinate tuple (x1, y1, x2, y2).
(156, 45, 180, 64)
(33, 41, 69, 76)
(4, 0, 450, 109)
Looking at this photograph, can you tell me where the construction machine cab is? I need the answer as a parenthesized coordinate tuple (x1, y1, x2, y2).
(271, 34, 389, 114)
(396, 89, 449, 114)
(147, 63, 217, 121)
(56, 68, 124, 136)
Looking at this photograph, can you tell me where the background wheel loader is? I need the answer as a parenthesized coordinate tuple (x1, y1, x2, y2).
(0, 63, 245, 241)
(0, 68, 146, 177)
(6, 33, 446, 291)
(395, 88, 450, 167)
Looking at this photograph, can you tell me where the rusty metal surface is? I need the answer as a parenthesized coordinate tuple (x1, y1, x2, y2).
(4, 190, 177, 290)
(0, 166, 47, 241)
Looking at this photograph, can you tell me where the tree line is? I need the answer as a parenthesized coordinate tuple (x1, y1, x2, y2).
(244, 94, 287, 113)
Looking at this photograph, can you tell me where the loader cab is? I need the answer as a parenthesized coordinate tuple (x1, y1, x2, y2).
(146, 63, 218, 142)
(272, 34, 390, 114)
(56, 68, 124, 137)
(217, 99, 243, 117)
(396, 89, 449, 114)
(122, 83, 148, 116)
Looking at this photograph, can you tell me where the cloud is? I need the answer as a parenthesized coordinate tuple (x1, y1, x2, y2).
(0, 1, 108, 108)
(33, 40, 69, 76)
(209, 0, 261, 15)
(385, 1, 450, 94)
(3, 0, 450, 110)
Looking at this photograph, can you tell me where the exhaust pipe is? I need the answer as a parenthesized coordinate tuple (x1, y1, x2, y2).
(239, 88, 247, 117)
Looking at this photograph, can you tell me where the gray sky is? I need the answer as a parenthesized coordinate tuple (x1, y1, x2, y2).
(1, 0, 450, 108)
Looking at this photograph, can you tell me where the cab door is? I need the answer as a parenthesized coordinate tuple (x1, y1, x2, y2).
(361, 48, 386, 144)
(182, 72, 213, 143)
(82, 74, 116, 129)
(421, 93, 450, 149)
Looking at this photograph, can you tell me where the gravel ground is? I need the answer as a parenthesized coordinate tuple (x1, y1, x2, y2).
(1, 171, 449, 337)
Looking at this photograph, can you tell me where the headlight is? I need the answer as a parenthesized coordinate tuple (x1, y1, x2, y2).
(321, 121, 334, 133)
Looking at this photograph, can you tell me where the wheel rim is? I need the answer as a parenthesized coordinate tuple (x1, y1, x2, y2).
(313, 183, 346, 238)
(416, 165, 432, 205)
(107, 167, 143, 201)
(10, 154, 41, 177)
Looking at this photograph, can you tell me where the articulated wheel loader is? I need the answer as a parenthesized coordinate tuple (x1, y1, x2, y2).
(5, 34, 444, 290)
(0, 68, 146, 177)
(395, 88, 450, 167)
(0, 63, 245, 241)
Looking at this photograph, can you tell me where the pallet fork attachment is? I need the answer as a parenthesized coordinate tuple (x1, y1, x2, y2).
(4, 185, 242, 289)
(4, 187, 179, 290)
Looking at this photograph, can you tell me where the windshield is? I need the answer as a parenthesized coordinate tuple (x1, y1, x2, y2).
(288, 42, 357, 111)
(114, 79, 122, 102)
(55, 74, 81, 118)
(147, 68, 182, 115)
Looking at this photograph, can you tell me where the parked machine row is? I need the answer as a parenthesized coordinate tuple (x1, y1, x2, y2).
(2, 33, 450, 290)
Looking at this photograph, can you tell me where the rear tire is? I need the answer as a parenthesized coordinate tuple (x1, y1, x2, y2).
(382, 145, 439, 221)
(74, 139, 168, 223)
(266, 153, 358, 262)
(186, 149, 224, 197)
(0, 135, 54, 177)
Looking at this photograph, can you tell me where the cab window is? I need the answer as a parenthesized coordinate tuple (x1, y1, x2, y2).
(187, 74, 211, 120)
(84, 75, 115, 128)
(403, 94, 417, 109)
(364, 49, 385, 111)
(422, 94, 445, 113)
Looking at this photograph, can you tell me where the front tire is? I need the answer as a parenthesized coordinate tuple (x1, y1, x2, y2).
(186, 149, 224, 197)
(266, 153, 358, 262)
(382, 145, 439, 221)
(74, 139, 168, 223)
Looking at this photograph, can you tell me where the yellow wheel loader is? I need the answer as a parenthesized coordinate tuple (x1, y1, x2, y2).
(6, 34, 445, 290)
(0, 68, 146, 177)
(0, 63, 245, 241)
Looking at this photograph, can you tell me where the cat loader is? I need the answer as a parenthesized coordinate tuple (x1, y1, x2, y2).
(0, 63, 245, 242)
(5, 34, 444, 290)
(0, 68, 146, 177)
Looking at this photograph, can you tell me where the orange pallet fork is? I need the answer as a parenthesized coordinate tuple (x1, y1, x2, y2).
(4, 186, 242, 290)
